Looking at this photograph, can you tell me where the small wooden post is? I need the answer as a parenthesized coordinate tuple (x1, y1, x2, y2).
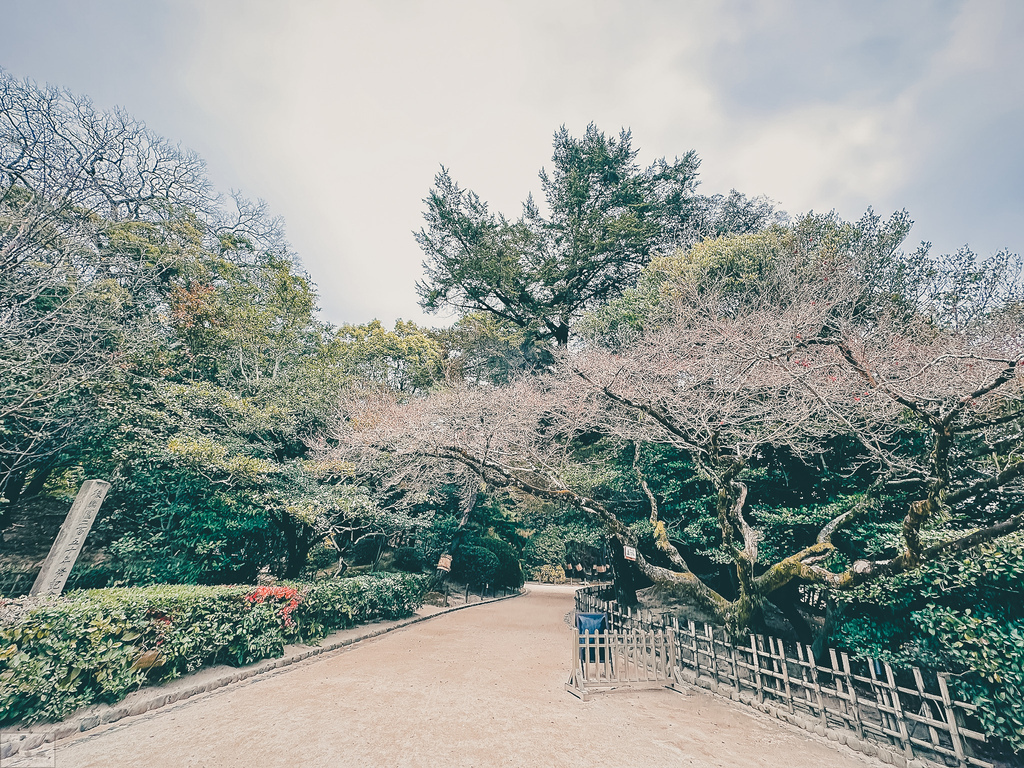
(571, 624, 581, 690)
(689, 620, 700, 676)
(913, 667, 941, 750)
(706, 625, 719, 685)
(775, 637, 794, 712)
(728, 638, 741, 693)
(806, 644, 828, 727)
(884, 662, 913, 760)
(603, 630, 611, 680)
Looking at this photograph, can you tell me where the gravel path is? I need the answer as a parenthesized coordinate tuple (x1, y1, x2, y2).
(57, 584, 876, 767)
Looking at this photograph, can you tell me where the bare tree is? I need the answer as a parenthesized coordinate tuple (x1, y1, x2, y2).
(331, 238, 1024, 635)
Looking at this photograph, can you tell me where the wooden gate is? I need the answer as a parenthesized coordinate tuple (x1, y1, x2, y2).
(566, 626, 680, 700)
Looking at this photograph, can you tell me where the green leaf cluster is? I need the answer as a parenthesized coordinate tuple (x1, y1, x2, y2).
(831, 533, 1024, 751)
(0, 573, 427, 726)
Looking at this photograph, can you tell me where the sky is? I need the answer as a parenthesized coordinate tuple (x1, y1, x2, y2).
(2, 0, 1023, 328)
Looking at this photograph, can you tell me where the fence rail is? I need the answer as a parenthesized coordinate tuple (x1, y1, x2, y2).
(566, 625, 680, 700)
(574, 586, 1003, 768)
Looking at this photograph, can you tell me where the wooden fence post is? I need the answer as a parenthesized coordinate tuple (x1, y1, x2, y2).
(807, 644, 828, 728)
(750, 635, 764, 703)
(937, 673, 968, 767)
(840, 652, 864, 738)
(728, 637, 741, 694)
(913, 667, 942, 750)
(689, 620, 700, 677)
(884, 662, 914, 760)
(774, 637, 794, 712)
(706, 625, 719, 685)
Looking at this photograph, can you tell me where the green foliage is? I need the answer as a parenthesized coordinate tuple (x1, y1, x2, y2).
(414, 513, 462, 568)
(416, 123, 777, 348)
(431, 313, 529, 385)
(350, 536, 384, 566)
(450, 546, 498, 587)
(583, 209, 920, 344)
(522, 526, 567, 568)
(471, 537, 523, 588)
(532, 564, 567, 584)
(330, 319, 444, 393)
(2, 73, 433, 587)
(303, 542, 340, 575)
(0, 573, 427, 726)
(830, 533, 1024, 751)
(390, 547, 423, 573)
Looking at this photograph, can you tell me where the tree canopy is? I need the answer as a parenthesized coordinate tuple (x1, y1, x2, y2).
(416, 123, 780, 350)
(4, 66, 1023, 756)
(0, 71, 448, 583)
(343, 215, 1024, 640)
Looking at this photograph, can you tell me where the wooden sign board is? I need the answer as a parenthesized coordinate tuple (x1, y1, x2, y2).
(29, 479, 110, 597)
(622, 546, 637, 562)
(436, 553, 452, 572)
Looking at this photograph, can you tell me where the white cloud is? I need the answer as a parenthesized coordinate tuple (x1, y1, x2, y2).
(4, 0, 1021, 325)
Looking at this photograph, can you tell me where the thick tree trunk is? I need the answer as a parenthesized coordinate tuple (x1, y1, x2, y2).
(553, 322, 569, 347)
(767, 580, 815, 644)
(23, 466, 54, 499)
(276, 513, 314, 579)
(1, 473, 25, 506)
(610, 545, 644, 606)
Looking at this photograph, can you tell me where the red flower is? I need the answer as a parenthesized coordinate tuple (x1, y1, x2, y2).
(244, 586, 303, 627)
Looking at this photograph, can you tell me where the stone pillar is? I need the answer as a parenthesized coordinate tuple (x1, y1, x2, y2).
(29, 479, 110, 597)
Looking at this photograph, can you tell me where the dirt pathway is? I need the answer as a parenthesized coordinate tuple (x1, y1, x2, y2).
(57, 584, 876, 767)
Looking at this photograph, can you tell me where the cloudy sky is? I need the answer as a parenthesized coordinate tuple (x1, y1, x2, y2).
(3, 0, 1022, 327)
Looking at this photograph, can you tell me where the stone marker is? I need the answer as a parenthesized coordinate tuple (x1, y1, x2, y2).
(29, 479, 110, 597)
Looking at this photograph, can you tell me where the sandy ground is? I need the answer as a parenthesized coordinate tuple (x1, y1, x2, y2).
(55, 584, 876, 768)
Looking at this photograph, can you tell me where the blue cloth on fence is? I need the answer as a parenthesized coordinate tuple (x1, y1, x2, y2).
(576, 612, 607, 634)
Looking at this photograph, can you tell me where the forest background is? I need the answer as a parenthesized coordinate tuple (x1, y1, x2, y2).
(2, 69, 1024, 751)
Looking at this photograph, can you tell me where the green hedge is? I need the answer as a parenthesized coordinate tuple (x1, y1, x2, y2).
(473, 538, 524, 589)
(450, 546, 498, 587)
(0, 573, 427, 726)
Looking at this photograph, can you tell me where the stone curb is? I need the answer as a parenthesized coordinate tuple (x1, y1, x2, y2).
(2, 588, 526, 757)
(674, 669, 927, 768)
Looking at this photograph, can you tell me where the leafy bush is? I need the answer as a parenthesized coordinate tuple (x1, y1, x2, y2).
(390, 547, 423, 573)
(303, 541, 340, 575)
(450, 546, 498, 587)
(473, 537, 523, 588)
(0, 573, 427, 726)
(416, 514, 461, 567)
(522, 526, 566, 568)
(831, 533, 1024, 753)
(531, 564, 567, 584)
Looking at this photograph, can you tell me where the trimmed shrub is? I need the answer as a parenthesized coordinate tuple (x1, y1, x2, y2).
(0, 573, 427, 727)
(532, 564, 567, 584)
(391, 547, 423, 573)
(473, 537, 523, 589)
(416, 514, 461, 568)
(450, 546, 498, 588)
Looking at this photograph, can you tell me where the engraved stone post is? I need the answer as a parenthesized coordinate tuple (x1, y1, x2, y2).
(29, 479, 110, 597)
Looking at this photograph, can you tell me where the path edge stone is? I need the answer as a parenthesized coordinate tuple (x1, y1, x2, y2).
(3, 588, 527, 756)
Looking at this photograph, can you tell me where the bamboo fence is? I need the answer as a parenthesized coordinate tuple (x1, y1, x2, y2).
(575, 586, 1004, 768)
